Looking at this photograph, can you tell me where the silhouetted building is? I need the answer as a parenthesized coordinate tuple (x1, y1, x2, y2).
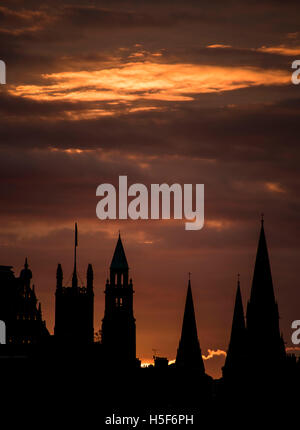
(1, 217, 297, 410)
(154, 355, 169, 369)
(54, 223, 94, 344)
(0, 259, 49, 344)
(246, 218, 286, 372)
(176, 276, 205, 372)
(223, 275, 247, 378)
(101, 233, 136, 365)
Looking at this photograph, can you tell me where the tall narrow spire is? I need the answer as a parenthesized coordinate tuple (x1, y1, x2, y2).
(176, 277, 205, 372)
(72, 222, 78, 288)
(249, 216, 275, 305)
(230, 275, 246, 343)
(246, 217, 286, 368)
(223, 274, 247, 377)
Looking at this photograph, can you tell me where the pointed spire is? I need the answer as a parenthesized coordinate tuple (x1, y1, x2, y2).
(224, 275, 246, 372)
(110, 233, 129, 270)
(232, 274, 245, 333)
(72, 223, 78, 288)
(246, 217, 286, 367)
(24, 257, 28, 269)
(176, 276, 205, 372)
(249, 216, 275, 305)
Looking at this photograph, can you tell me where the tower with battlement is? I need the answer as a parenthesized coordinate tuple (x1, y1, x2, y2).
(54, 223, 94, 344)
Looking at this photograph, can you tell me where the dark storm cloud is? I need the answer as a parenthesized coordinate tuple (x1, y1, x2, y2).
(1, 0, 299, 92)
(176, 46, 295, 70)
(0, 93, 299, 166)
(0, 92, 88, 116)
(0, 6, 51, 33)
(1, 0, 299, 48)
(61, 5, 204, 28)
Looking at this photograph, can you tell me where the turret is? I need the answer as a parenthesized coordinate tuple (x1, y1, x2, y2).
(54, 222, 94, 344)
(20, 257, 32, 289)
(110, 232, 129, 286)
(101, 233, 136, 365)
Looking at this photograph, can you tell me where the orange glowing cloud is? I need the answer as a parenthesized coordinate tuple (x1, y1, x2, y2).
(257, 44, 300, 56)
(206, 44, 232, 49)
(9, 61, 291, 112)
(206, 220, 233, 230)
(0, 6, 54, 35)
(286, 347, 300, 352)
(265, 182, 285, 193)
(202, 349, 227, 360)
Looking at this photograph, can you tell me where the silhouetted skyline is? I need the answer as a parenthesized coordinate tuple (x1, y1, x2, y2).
(1, 219, 298, 382)
(1, 0, 300, 379)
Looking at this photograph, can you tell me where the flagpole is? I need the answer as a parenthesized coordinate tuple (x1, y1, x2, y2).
(74, 222, 77, 273)
(72, 222, 78, 288)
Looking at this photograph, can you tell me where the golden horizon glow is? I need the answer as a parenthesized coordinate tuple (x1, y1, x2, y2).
(140, 350, 227, 367)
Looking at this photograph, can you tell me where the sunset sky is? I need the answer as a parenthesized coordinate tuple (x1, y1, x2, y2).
(0, 0, 300, 378)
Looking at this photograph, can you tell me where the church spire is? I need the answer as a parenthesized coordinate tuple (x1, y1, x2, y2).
(249, 215, 275, 305)
(176, 276, 205, 372)
(246, 217, 286, 368)
(229, 275, 246, 343)
(72, 222, 78, 288)
(223, 274, 247, 377)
